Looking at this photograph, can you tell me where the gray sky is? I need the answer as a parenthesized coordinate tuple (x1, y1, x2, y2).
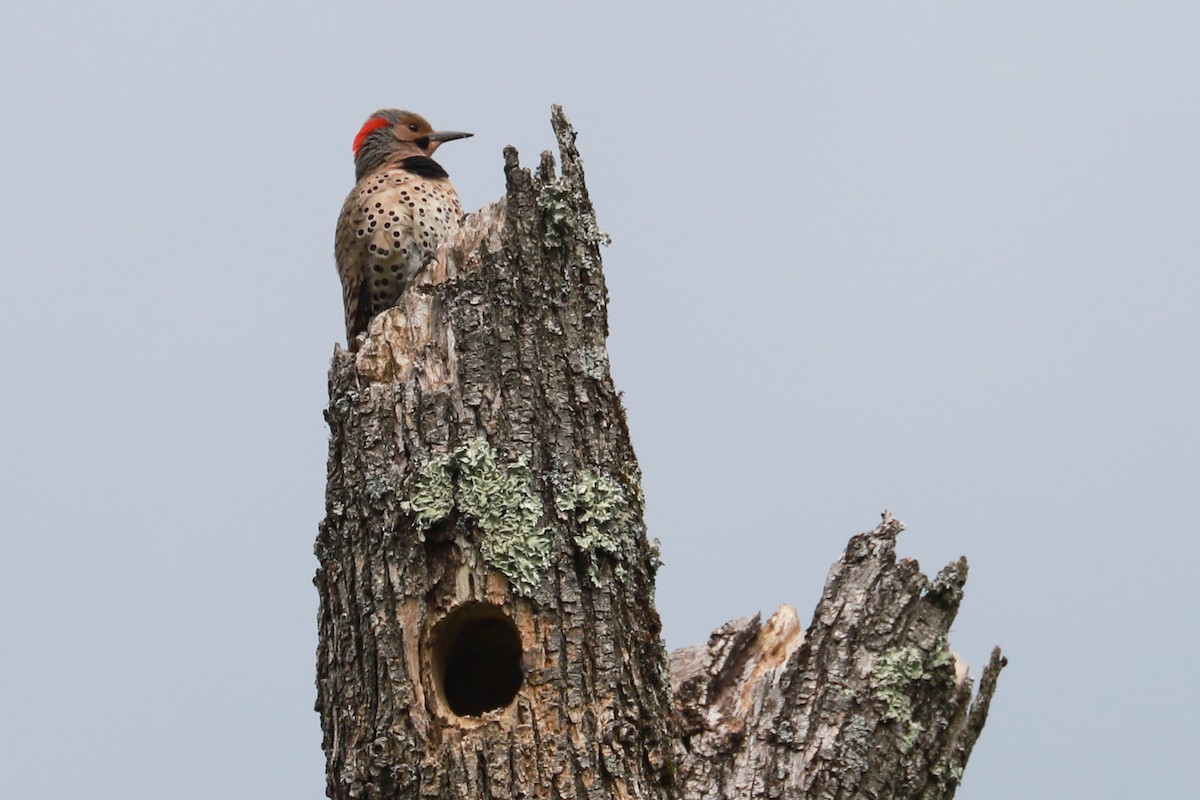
(2, 2, 1196, 797)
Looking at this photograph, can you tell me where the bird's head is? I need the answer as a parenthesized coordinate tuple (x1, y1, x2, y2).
(351, 109, 472, 181)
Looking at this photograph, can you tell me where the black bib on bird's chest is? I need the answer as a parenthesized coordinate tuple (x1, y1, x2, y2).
(400, 157, 450, 179)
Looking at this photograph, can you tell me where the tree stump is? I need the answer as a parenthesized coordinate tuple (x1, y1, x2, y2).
(316, 106, 674, 800)
(315, 107, 1004, 800)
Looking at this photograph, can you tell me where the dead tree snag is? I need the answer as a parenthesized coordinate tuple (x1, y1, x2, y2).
(315, 107, 1003, 800)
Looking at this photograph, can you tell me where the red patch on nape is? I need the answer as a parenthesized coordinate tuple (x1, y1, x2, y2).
(352, 117, 391, 155)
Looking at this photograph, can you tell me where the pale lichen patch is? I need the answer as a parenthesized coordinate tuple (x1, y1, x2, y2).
(399, 451, 456, 532)
(871, 638, 957, 752)
(537, 179, 573, 249)
(873, 645, 925, 725)
(400, 438, 551, 596)
(579, 346, 610, 380)
(555, 469, 639, 584)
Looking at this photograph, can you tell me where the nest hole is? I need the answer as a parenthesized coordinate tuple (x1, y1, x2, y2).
(432, 602, 523, 717)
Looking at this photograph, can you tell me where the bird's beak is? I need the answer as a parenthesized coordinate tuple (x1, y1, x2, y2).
(428, 130, 473, 143)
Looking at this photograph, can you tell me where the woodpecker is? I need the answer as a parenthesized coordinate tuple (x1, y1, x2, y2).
(335, 109, 472, 344)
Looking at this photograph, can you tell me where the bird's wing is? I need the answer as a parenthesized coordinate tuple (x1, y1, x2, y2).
(335, 171, 428, 341)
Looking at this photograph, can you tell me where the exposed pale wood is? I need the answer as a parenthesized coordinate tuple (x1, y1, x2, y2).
(315, 108, 1004, 800)
(670, 513, 1006, 800)
(316, 106, 674, 800)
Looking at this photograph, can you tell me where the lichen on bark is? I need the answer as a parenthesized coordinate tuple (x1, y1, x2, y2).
(669, 513, 1005, 800)
(315, 106, 1003, 800)
(315, 106, 675, 800)
(399, 437, 552, 595)
(554, 468, 640, 584)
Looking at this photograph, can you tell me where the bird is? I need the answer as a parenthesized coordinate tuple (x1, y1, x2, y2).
(335, 109, 472, 345)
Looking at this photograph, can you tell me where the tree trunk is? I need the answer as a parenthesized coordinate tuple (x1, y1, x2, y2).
(315, 107, 1004, 800)
(316, 107, 674, 800)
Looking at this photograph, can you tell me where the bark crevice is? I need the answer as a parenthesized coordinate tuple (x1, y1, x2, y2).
(316, 107, 1003, 800)
(669, 513, 1005, 799)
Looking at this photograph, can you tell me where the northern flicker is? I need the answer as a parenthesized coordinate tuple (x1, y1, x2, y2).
(335, 109, 472, 344)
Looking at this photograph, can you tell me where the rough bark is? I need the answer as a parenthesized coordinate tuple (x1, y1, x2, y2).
(316, 106, 674, 800)
(670, 513, 1006, 799)
(315, 107, 1004, 800)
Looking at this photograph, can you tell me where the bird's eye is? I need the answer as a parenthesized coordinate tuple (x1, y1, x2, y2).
(408, 124, 419, 132)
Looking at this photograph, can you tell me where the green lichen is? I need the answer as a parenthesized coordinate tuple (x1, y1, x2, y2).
(872, 639, 958, 752)
(456, 439, 552, 595)
(536, 179, 611, 251)
(555, 469, 637, 584)
(926, 558, 968, 607)
(399, 438, 551, 596)
(927, 637, 954, 673)
(872, 645, 926, 751)
(874, 645, 925, 723)
(537, 182, 573, 249)
(399, 451, 455, 531)
(931, 758, 965, 786)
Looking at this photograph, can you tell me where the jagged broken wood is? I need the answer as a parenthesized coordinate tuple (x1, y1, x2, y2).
(315, 106, 1004, 800)
(670, 513, 1005, 799)
(317, 106, 674, 800)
